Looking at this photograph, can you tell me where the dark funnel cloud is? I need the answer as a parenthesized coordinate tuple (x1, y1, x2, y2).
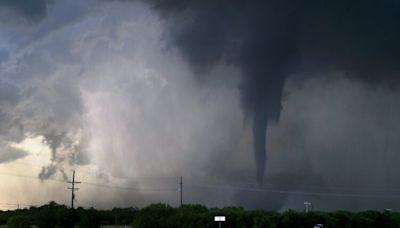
(38, 162, 68, 181)
(145, 0, 400, 184)
(43, 131, 66, 161)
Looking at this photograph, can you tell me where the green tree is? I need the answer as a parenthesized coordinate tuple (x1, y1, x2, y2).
(132, 203, 176, 228)
(6, 215, 31, 228)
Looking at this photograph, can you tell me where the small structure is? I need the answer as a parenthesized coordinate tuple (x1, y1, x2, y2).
(214, 216, 226, 228)
(304, 201, 312, 212)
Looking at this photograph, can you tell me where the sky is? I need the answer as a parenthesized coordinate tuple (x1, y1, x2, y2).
(0, 0, 400, 211)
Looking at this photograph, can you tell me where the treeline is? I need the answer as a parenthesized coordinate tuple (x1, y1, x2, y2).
(1, 202, 400, 227)
(0, 201, 136, 227)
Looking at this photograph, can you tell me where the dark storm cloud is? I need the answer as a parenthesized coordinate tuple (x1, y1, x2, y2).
(299, 0, 400, 82)
(2, 0, 400, 210)
(0, 81, 24, 143)
(0, 81, 19, 105)
(0, 145, 28, 163)
(38, 162, 68, 180)
(0, 0, 48, 21)
(43, 130, 66, 161)
(3, 0, 398, 187)
(150, 0, 400, 79)
(145, 0, 400, 184)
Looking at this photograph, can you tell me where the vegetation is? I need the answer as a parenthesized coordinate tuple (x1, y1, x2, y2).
(0, 202, 137, 227)
(1, 202, 400, 227)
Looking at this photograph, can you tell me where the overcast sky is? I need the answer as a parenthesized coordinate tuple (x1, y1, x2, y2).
(0, 0, 400, 211)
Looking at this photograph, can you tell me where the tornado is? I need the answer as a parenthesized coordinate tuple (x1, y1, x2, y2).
(147, 0, 400, 186)
(253, 109, 268, 185)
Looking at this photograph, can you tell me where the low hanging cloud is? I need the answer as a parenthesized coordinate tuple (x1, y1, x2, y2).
(145, 0, 400, 186)
(0, 143, 28, 164)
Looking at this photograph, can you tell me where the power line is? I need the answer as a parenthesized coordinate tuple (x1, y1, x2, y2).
(5, 161, 400, 194)
(4, 170, 400, 200)
(0, 171, 178, 192)
(0, 202, 37, 211)
(81, 181, 179, 192)
(192, 178, 400, 193)
(0, 172, 65, 182)
(185, 183, 400, 199)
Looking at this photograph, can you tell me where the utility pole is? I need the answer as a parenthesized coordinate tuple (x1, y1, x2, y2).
(67, 170, 81, 209)
(180, 176, 183, 207)
(304, 201, 312, 213)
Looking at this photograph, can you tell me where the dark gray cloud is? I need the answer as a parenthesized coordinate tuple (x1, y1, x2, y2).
(146, 0, 400, 185)
(1, 0, 400, 211)
(0, 0, 48, 21)
(3, 0, 398, 187)
(38, 162, 68, 180)
(0, 81, 19, 105)
(0, 144, 28, 163)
